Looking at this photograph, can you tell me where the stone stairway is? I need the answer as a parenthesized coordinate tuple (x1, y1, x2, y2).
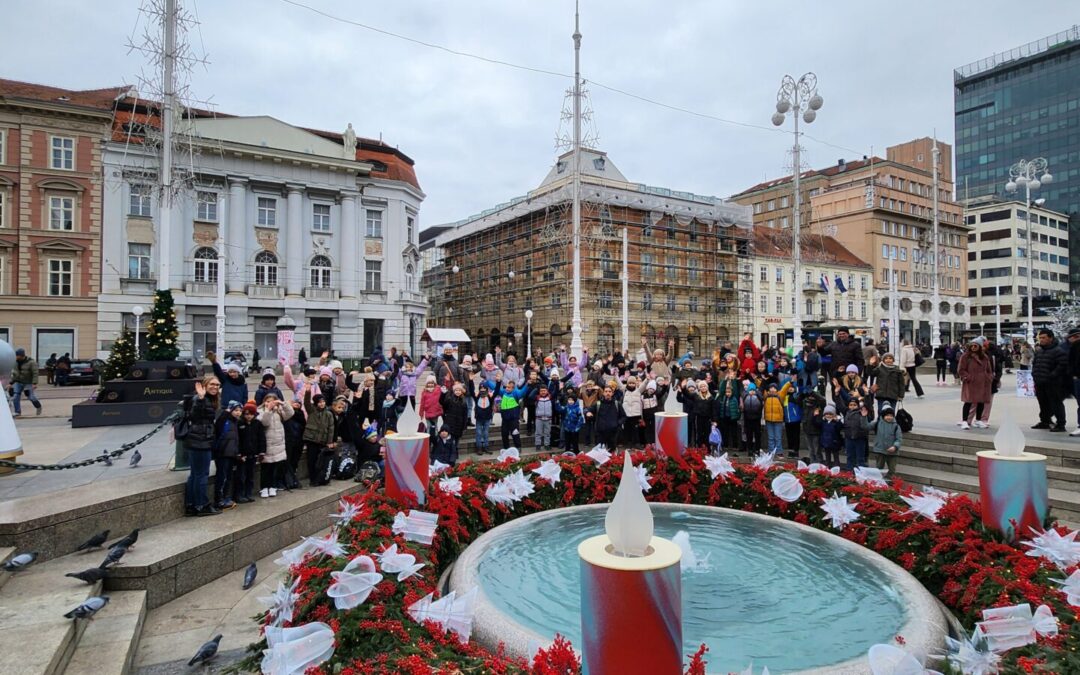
(0, 469, 361, 675)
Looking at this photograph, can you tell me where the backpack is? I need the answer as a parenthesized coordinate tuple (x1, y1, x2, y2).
(742, 392, 763, 415)
(895, 404, 914, 433)
(914, 351, 925, 367)
(333, 445, 358, 480)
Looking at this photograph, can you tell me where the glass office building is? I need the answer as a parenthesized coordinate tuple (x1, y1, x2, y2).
(954, 26, 1080, 292)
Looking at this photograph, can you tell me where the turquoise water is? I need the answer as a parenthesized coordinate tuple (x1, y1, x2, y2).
(474, 506, 907, 672)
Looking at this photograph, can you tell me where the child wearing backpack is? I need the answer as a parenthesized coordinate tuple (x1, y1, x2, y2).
(843, 398, 871, 470)
(742, 383, 763, 455)
(558, 389, 585, 454)
(818, 404, 843, 467)
(872, 405, 903, 475)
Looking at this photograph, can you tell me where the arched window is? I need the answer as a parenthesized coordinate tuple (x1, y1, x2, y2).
(405, 264, 415, 292)
(193, 247, 218, 283)
(255, 251, 278, 286)
(310, 255, 331, 288)
(600, 250, 616, 279)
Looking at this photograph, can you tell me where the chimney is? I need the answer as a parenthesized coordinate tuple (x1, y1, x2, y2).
(837, 158, 847, 172)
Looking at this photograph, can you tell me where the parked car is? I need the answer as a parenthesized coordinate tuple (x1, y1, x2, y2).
(64, 359, 105, 385)
(222, 351, 248, 371)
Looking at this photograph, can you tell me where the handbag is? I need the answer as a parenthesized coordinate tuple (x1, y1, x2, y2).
(914, 351, 925, 367)
(894, 401, 914, 433)
(173, 414, 192, 440)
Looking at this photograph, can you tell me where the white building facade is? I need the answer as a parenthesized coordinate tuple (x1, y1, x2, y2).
(964, 197, 1070, 336)
(97, 114, 426, 363)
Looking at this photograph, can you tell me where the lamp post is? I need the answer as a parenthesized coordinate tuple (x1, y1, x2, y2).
(568, 2, 585, 361)
(1005, 158, 1053, 346)
(979, 321, 985, 337)
(930, 138, 942, 349)
(524, 309, 533, 359)
(132, 305, 145, 356)
(771, 73, 823, 349)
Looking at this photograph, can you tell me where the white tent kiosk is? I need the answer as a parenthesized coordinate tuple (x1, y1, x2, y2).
(420, 328, 471, 355)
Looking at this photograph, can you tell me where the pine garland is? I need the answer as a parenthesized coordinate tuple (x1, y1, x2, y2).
(145, 289, 180, 361)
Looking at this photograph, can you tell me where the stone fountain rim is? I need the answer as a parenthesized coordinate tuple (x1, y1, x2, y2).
(448, 502, 948, 675)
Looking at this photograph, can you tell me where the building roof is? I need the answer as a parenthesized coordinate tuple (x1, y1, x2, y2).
(536, 148, 629, 189)
(730, 156, 883, 199)
(750, 227, 872, 269)
(0, 77, 126, 114)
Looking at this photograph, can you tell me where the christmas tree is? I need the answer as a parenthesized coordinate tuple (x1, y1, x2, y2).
(145, 289, 180, 361)
(102, 326, 137, 381)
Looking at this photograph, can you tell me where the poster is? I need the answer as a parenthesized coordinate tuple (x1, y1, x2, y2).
(277, 329, 295, 368)
(1015, 370, 1035, 398)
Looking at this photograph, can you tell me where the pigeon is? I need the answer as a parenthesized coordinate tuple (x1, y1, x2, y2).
(3, 552, 38, 572)
(101, 545, 126, 567)
(100, 452, 113, 467)
(129, 449, 142, 467)
(77, 529, 110, 552)
(111, 528, 139, 551)
(65, 566, 109, 585)
(187, 634, 222, 666)
(64, 595, 110, 619)
(242, 562, 257, 590)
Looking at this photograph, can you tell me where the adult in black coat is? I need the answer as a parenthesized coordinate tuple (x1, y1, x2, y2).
(816, 328, 864, 402)
(1066, 327, 1080, 434)
(432, 344, 464, 389)
(439, 384, 469, 440)
(1031, 328, 1069, 431)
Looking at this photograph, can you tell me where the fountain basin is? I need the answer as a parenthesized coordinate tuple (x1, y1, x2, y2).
(449, 503, 947, 674)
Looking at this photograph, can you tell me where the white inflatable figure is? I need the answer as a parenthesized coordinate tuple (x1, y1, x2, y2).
(901, 493, 946, 523)
(438, 476, 462, 496)
(703, 453, 735, 480)
(770, 472, 804, 502)
(752, 451, 775, 470)
(497, 447, 520, 463)
(532, 458, 562, 485)
(867, 643, 942, 675)
(258, 577, 301, 627)
(821, 492, 860, 529)
(855, 466, 888, 487)
(261, 621, 335, 675)
(1022, 527, 1080, 570)
(586, 444, 611, 465)
(377, 544, 426, 581)
(672, 531, 711, 572)
(605, 451, 653, 557)
(1052, 570, 1080, 606)
(326, 555, 382, 610)
(634, 463, 652, 493)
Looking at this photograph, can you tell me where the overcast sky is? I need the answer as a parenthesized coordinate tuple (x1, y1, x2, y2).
(2, 1, 1076, 227)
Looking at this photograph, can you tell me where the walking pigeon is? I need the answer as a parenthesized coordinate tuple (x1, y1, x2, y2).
(65, 566, 109, 585)
(111, 528, 139, 550)
(100, 452, 113, 466)
(77, 530, 110, 552)
(64, 596, 110, 620)
(2, 552, 38, 572)
(101, 545, 126, 567)
(187, 635, 222, 666)
(129, 449, 142, 467)
(242, 562, 257, 590)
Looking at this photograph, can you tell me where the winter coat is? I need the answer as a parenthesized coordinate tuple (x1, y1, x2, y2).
(621, 387, 643, 417)
(500, 363, 525, 387)
(649, 359, 672, 382)
(395, 358, 429, 397)
(419, 387, 444, 420)
(1070, 339, 1080, 378)
(593, 397, 625, 433)
(181, 394, 220, 451)
(842, 409, 870, 440)
(801, 392, 827, 436)
(822, 337, 864, 374)
(440, 391, 468, 437)
(283, 407, 306, 444)
(958, 351, 995, 404)
(10, 358, 38, 385)
(762, 382, 793, 423)
(1032, 339, 1070, 396)
(872, 417, 903, 455)
(237, 417, 266, 458)
(713, 380, 742, 421)
(819, 418, 844, 449)
(432, 356, 463, 388)
(742, 390, 763, 418)
(212, 362, 249, 407)
(534, 396, 554, 419)
(898, 344, 917, 369)
(869, 364, 906, 401)
(213, 413, 240, 459)
(254, 384, 283, 406)
(302, 389, 336, 445)
(257, 402, 294, 463)
(559, 401, 585, 432)
(474, 392, 495, 422)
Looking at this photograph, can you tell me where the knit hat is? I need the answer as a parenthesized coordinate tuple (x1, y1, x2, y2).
(593, 359, 603, 370)
(824, 404, 837, 415)
(329, 360, 343, 371)
(243, 402, 258, 414)
(544, 356, 554, 365)
(319, 366, 333, 378)
(646, 380, 657, 392)
(263, 391, 279, 402)
(485, 354, 495, 366)
(15, 348, 25, 356)
(881, 404, 894, 416)
(972, 336, 987, 347)
(261, 373, 276, 384)
(549, 367, 559, 379)
(637, 360, 647, 369)
(226, 363, 242, 374)
(462, 355, 473, 365)
(312, 393, 325, 403)
(226, 400, 242, 411)
(441, 343, 454, 352)
(767, 382, 778, 390)
(746, 383, 757, 392)
(845, 364, 860, 374)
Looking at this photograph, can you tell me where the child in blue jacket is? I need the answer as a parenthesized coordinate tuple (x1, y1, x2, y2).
(818, 404, 844, 468)
(557, 389, 586, 454)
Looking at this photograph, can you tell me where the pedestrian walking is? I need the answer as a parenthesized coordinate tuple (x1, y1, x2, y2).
(9, 348, 43, 417)
(899, 340, 925, 398)
(1031, 329, 1069, 432)
(957, 338, 995, 430)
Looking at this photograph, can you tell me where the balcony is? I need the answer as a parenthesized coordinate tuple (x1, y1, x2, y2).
(802, 282, 825, 293)
(398, 290, 427, 305)
(802, 313, 827, 323)
(184, 281, 217, 297)
(304, 287, 339, 301)
(247, 284, 286, 300)
(119, 276, 156, 293)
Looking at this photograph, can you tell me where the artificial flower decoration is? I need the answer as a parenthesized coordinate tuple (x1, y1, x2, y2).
(329, 498, 362, 528)
(1031, 604, 1059, 638)
(274, 538, 316, 569)
(504, 469, 535, 499)
(1023, 527, 1080, 570)
(430, 460, 451, 476)
(975, 603, 1038, 652)
(797, 460, 808, 471)
(408, 588, 479, 643)
(261, 621, 335, 675)
(377, 544, 426, 581)
(531, 458, 562, 485)
(586, 444, 611, 465)
(304, 531, 347, 559)
(820, 492, 860, 530)
(634, 463, 652, 493)
(438, 476, 463, 496)
(738, 663, 771, 675)
(392, 510, 438, 544)
(258, 577, 301, 627)
(942, 631, 1001, 675)
(327, 555, 383, 610)
(806, 462, 829, 474)
(497, 447, 520, 463)
(867, 643, 942, 675)
(703, 453, 735, 480)
(855, 467, 888, 487)
(770, 472, 803, 502)
(484, 480, 516, 506)
(1051, 570, 1080, 606)
(900, 492, 946, 523)
(752, 451, 776, 471)
(921, 486, 952, 500)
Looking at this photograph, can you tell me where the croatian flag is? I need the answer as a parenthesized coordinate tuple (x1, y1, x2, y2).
(819, 274, 830, 293)
(834, 275, 848, 294)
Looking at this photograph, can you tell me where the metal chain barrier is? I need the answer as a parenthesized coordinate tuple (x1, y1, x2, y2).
(0, 410, 181, 471)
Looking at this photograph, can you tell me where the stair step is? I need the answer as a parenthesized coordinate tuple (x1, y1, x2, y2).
(904, 431, 1080, 469)
(65, 590, 146, 675)
(0, 569, 103, 675)
(900, 447, 1080, 490)
(0, 547, 14, 590)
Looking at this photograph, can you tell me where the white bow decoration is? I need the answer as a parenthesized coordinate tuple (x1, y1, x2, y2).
(497, 447, 520, 463)
(855, 467, 888, 487)
(329, 498, 362, 529)
(703, 453, 735, 480)
(1051, 569, 1080, 607)
(634, 464, 652, 493)
(274, 539, 317, 569)
(430, 460, 451, 476)
(867, 643, 942, 675)
(586, 444, 611, 465)
(821, 492, 860, 530)
(392, 510, 438, 544)
(941, 631, 1001, 675)
(770, 472, 803, 502)
(796, 460, 808, 471)
(407, 588, 479, 643)
(438, 476, 463, 496)
(485, 480, 516, 506)
(806, 462, 829, 474)
(753, 451, 776, 471)
(973, 602, 1057, 653)
(377, 543, 426, 581)
(504, 469, 535, 499)
(531, 458, 562, 485)
(326, 555, 383, 610)
(304, 531, 347, 559)
(261, 621, 335, 675)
